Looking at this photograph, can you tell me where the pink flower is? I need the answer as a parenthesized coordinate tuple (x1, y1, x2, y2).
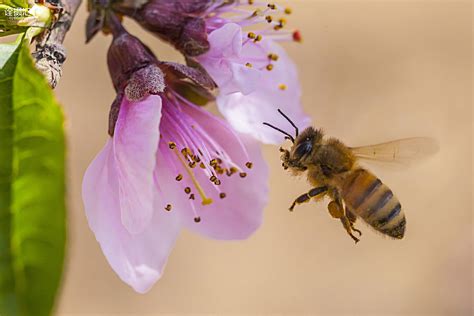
(194, 1, 310, 144)
(82, 19, 268, 293)
(113, 0, 309, 144)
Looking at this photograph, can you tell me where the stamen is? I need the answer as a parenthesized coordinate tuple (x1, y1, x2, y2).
(172, 147, 213, 206)
(189, 194, 195, 200)
(240, 172, 248, 178)
(246, 162, 253, 169)
(165, 204, 172, 211)
(194, 216, 201, 223)
(266, 64, 274, 71)
(185, 187, 191, 194)
(293, 30, 302, 42)
(176, 174, 183, 181)
(245, 62, 253, 68)
(219, 193, 227, 199)
(168, 142, 176, 149)
(267, 3, 276, 10)
(268, 53, 279, 61)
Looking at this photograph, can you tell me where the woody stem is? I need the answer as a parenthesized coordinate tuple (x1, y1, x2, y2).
(33, 0, 82, 88)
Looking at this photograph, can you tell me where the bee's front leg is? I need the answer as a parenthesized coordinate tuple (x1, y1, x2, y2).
(280, 147, 290, 170)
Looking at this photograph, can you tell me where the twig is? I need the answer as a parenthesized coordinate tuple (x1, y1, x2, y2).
(33, 0, 82, 88)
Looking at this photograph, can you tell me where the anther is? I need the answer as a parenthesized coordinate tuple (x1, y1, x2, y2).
(240, 172, 248, 178)
(268, 53, 279, 61)
(266, 64, 274, 71)
(245, 62, 253, 68)
(255, 34, 263, 42)
(194, 216, 201, 223)
(279, 84, 287, 90)
(278, 18, 287, 27)
(246, 162, 253, 169)
(175, 174, 183, 181)
(199, 162, 206, 169)
(189, 161, 196, 168)
(214, 179, 221, 185)
(185, 187, 191, 194)
(168, 142, 176, 149)
(293, 30, 302, 42)
(284, 7, 292, 14)
(267, 3, 276, 10)
(219, 193, 227, 199)
(172, 147, 213, 206)
(189, 194, 195, 200)
(210, 175, 217, 182)
(248, 0, 254, 4)
(265, 15, 273, 23)
(165, 204, 172, 211)
(227, 167, 238, 176)
(248, 32, 256, 39)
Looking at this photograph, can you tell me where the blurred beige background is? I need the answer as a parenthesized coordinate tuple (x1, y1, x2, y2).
(54, 1, 472, 315)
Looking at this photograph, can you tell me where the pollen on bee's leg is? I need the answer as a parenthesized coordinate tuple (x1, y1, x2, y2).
(165, 204, 172, 212)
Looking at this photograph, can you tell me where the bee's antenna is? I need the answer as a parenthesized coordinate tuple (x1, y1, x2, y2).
(277, 109, 299, 137)
(262, 122, 295, 143)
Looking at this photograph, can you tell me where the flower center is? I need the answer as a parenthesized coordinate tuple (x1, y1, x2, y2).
(159, 93, 253, 222)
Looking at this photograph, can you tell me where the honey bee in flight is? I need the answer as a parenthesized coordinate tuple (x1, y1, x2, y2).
(263, 110, 438, 243)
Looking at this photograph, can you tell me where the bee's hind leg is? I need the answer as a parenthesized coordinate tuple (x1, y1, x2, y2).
(328, 200, 361, 243)
(346, 208, 362, 237)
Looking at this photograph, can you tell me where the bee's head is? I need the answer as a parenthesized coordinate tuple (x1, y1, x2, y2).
(263, 110, 323, 172)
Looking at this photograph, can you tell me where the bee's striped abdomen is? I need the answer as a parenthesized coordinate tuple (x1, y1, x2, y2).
(341, 169, 406, 239)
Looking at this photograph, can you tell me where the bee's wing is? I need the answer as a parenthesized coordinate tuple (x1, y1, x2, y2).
(350, 137, 439, 166)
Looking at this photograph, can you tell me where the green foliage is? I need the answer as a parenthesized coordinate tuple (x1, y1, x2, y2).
(0, 35, 66, 316)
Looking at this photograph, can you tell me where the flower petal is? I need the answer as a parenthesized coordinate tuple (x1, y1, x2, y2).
(171, 104, 269, 240)
(113, 95, 162, 234)
(83, 139, 181, 293)
(217, 90, 310, 144)
(197, 23, 262, 95)
(205, 22, 242, 58)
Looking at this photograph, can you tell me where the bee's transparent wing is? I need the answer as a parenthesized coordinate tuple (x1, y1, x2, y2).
(350, 137, 439, 166)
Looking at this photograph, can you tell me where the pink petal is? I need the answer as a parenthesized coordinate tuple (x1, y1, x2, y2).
(205, 22, 242, 58)
(113, 95, 162, 234)
(197, 23, 261, 95)
(174, 104, 268, 240)
(217, 90, 310, 144)
(83, 140, 181, 293)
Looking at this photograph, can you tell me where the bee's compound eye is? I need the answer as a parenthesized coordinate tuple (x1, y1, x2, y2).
(294, 141, 312, 158)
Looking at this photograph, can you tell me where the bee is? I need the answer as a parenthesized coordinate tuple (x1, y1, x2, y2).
(263, 110, 439, 243)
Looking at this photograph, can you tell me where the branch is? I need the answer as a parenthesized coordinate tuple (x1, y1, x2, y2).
(33, 0, 82, 88)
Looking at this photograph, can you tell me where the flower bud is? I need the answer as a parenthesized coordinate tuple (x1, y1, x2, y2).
(114, 0, 212, 56)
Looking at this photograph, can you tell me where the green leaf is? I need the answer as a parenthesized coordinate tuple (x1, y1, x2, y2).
(0, 36, 66, 316)
(1, 1, 30, 9)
